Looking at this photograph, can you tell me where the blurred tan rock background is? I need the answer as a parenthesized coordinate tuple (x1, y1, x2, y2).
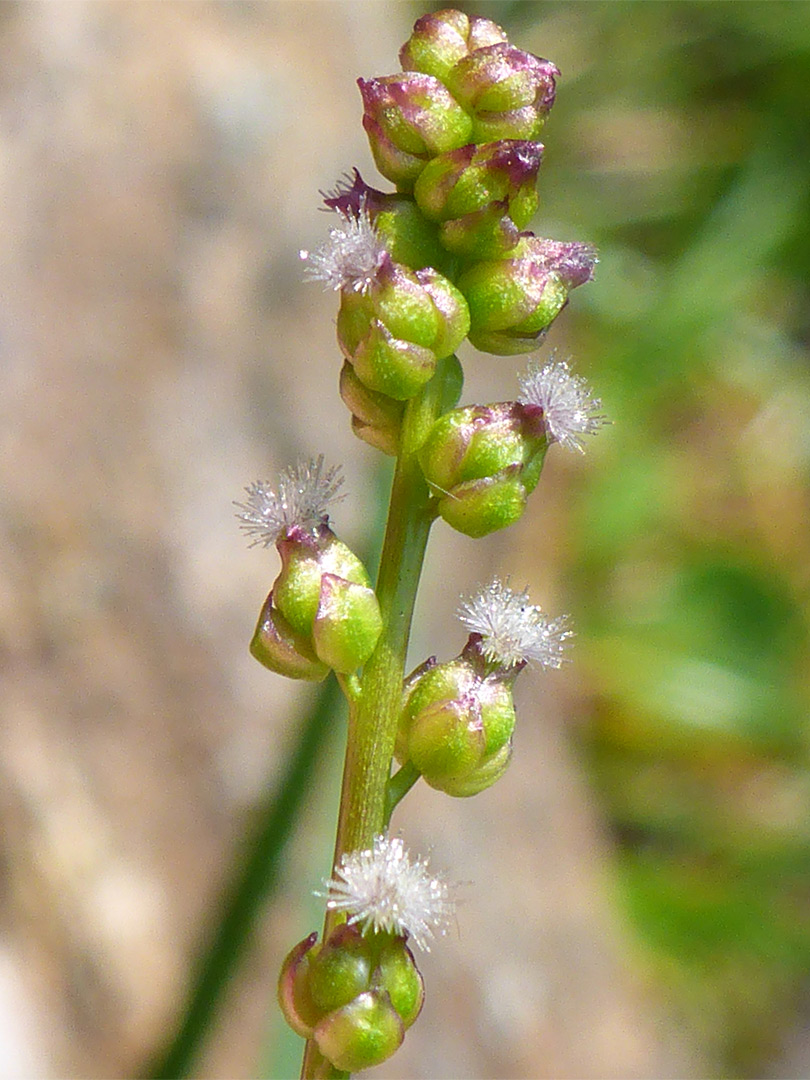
(0, 1, 762, 1076)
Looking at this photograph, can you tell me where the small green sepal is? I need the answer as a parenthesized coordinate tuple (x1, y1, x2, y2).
(273, 525, 382, 672)
(339, 361, 404, 457)
(249, 592, 330, 682)
(314, 990, 405, 1072)
(312, 573, 384, 674)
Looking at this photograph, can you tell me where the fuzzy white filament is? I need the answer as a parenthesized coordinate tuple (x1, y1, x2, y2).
(234, 455, 344, 547)
(319, 836, 453, 952)
(518, 358, 607, 453)
(300, 209, 388, 294)
(458, 578, 573, 669)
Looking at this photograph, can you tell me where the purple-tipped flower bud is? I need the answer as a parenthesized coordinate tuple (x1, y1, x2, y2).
(358, 73, 473, 189)
(458, 235, 597, 355)
(277, 922, 425, 1071)
(419, 400, 548, 537)
(414, 140, 542, 258)
(419, 358, 606, 535)
(236, 460, 382, 674)
(400, 9, 508, 83)
(337, 256, 470, 400)
(444, 43, 559, 143)
(396, 581, 572, 796)
(396, 646, 517, 797)
(323, 169, 447, 272)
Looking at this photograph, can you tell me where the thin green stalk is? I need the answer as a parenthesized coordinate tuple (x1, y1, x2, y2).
(300, 357, 453, 1080)
(384, 762, 421, 825)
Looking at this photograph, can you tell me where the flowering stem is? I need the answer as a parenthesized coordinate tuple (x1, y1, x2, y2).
(331, 355, 449, 856)
(300, 356, 453, 1080)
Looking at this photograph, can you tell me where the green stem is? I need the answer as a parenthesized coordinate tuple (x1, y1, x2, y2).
(384, 761, 421, 825)
(300, 356, 455, 1080)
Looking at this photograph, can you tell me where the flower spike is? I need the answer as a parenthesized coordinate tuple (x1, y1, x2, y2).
(458, 578, 573, 669)
(518, 358, 607, 453)
(234, 456, 345, 547)
(301, 210, 389, 294)
(320, 836, 453, 951)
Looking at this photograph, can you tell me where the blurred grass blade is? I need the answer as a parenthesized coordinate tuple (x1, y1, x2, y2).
(145, 675, 343, 1080)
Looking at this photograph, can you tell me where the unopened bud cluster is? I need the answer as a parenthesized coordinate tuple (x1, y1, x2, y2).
(238, 10, 609, 1074)
(304, 7, 599, 477)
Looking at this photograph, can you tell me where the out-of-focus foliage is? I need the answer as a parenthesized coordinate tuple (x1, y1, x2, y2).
(471, 1, 810, 1074)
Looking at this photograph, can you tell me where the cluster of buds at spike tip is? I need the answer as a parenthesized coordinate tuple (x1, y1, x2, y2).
(419, 357, 606, 537)
(278, 837, 452, 1071)
(400, 10, 559, 144)
(235, 459, 382, 678)
(396, 580, 572, 796)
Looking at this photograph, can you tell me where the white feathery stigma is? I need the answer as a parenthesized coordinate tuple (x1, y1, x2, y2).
(318, 835, 454, 952)
(458, 578, 573, 669)
(234, 455, 344, 547)
(300, 209, 388, 294)
(518, 357, 607, 453)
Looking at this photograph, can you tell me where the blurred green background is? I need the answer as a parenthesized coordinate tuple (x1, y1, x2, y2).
(484, 1, 810, 1073)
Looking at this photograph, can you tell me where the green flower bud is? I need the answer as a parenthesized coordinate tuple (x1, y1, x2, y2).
(358, 73, 473, 190)
(419, 401, 548, 537)
(278, 925, 425, 1072)
(432, 469, 529, 539)
(307, 924, 372, 1014)
(238, 460, 381, 677)
(399, 9, 507, 83)
(444, 44, 559, 143)
(250, 591, 330, 682)
(339, 361, 404, 457)
(376, 937, 425, 1028)
(339, 352, 463, 457)
(337, 257, 469, 400)
(324, 169, 447, 272)
(314, 990, 404, 1072)
(458, 236, 597, 355)
(414, 140, 542, 258)
(396, 643, 518, 797)
(274, 525, 382, 673)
